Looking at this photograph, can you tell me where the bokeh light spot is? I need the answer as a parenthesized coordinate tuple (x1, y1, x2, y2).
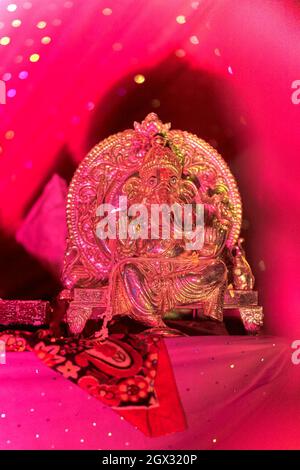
(23, 2, 32, 10)
(86, 101, 95, 111)
(112, 42, 123, 51)
(190, 35, 199, 45)
(151, 99, 160, 108)
(102, 8, 112, 16)
(7, 88, 16, 98)
(0, 37, 11, 46)
(175, 49, 186, 58)
(12, 19, 22, 28)
(134, 74, 145, 84)
(5, 130, 15, 140)
(41, 36, 51, 44)
(29, 53, 40, 63)
(25, 38, 34, 46)
(7, 4, 17, 12)
(2, 73, 12, 81)
(19, 70, 28, 79)
(37, 21, 47, 29)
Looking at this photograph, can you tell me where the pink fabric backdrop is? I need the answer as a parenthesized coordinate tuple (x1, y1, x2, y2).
(1, 336, 299, 450)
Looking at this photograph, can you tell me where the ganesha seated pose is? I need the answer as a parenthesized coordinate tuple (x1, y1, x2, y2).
(96, 138, 231, 337)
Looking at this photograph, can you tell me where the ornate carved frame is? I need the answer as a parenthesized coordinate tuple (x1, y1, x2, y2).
(59, 114, 263, 336)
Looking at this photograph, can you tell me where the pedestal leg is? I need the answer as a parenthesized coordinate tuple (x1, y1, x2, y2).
(239, 306, 264, 335)
(66, 302, 93, 335)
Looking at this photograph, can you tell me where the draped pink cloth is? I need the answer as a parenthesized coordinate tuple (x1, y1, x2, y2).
(1, 335, 299, 449)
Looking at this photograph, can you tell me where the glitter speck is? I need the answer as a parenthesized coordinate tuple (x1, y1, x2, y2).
(212, 438, 217, 443)
(176, 15, 186, 24)
(214, 48, 221, 56)
(190, 35, 199, 45)
(30, 408, 35, 412)
(230, 364, 235, 369)
(80, 438, 84, 443)
(35, 434, 39, 439)
(37, 21, 47, 29)
(0, 37, 11, 46)
(228, 66, 233, 75)
(41, 36, 51, 45)
(92, 422, 97, 427)
(108, 432, 112, 437)
(65, 428, 69, 433)
(1, 413, 6, 418)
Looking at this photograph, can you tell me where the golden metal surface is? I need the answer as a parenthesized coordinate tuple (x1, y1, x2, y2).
(62, 114, 262, 338)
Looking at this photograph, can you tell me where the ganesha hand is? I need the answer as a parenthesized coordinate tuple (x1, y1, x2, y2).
(198, 225, 227, 258)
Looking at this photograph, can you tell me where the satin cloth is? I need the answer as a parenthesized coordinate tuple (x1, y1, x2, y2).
(0, 334, 299, 449)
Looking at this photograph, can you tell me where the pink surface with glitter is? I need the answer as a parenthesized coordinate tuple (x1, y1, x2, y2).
(1, 336, 299, 450)
(1, 0, 300, 335)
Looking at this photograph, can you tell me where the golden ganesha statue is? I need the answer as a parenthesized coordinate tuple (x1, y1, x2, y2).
(59, 113, 263, 339)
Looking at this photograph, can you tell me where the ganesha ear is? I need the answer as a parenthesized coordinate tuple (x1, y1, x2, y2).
(179, 179, 198, 203)
(122, 176, 143, 201)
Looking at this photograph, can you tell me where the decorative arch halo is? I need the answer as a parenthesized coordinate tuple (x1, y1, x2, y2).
(64, 114, 242, 288)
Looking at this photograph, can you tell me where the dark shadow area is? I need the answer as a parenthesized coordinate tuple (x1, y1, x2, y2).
(87, 55, 245, 166)
(23, 144, 76, 220)
(0, 230, 61, 300)
(0, 146, 76, 300)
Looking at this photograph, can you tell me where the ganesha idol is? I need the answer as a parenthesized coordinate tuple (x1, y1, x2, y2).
(60, 113, 263, 338)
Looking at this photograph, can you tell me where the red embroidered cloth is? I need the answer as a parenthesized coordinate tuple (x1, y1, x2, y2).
(0, 330, 186, 437)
